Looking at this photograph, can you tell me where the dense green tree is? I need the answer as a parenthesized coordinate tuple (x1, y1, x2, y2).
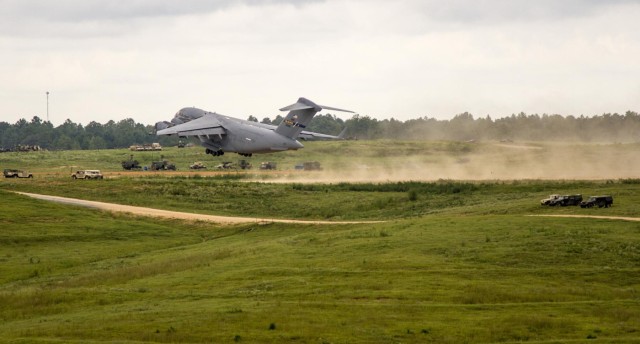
(1, 110, 640, 151)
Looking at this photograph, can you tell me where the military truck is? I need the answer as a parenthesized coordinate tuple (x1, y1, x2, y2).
(71, 170, 103, 180)
(295, 161, 322, 171)
(238, 160, 252, 170)
(580, 195, 613, 208)
(548, 194, 582, 206)
(540, 194, 560, 206)
(189, 161, 207, 169)
(130, 143, 162, 151)
(260, 162, 277, 170)
(3, 169, 33, 178)
(121, 157, 142, 170)
(215, 162, 235, 169)
(150, 160, 176, 171)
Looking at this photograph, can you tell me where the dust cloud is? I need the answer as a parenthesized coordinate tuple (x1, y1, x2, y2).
(254, 142, 640, 183)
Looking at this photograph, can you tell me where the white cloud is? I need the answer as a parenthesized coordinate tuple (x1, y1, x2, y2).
(1, 0, 639, 125)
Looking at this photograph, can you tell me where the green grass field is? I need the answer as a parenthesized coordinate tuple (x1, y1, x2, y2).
(1, 141, 639, 343)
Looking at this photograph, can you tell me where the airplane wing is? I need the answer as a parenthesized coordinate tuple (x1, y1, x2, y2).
(156, 114, 226, 137)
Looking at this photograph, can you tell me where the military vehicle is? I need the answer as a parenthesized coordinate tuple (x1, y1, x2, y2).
(238, 160, 252, 170)
(130, 143, 162, 151)
(215, 162, 235, 169)
(260, 162, 277, 170)
(189, 161, 207, 169)
(3, 169, 33, 178)
(295, 161, 322, 171)
(121, 156, 142, 170)
(548, 194, 582, 206)
(540, 194, 560, 205)
(580, 195, 613, 208)
(71, 170, 103, 180)
(150, 160, 176, 171)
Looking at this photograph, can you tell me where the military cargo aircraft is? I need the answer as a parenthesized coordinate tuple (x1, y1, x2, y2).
(155, 97, 353, 157)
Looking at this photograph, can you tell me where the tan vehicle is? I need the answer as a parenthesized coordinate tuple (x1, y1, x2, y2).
(71, 170, 104, 180)
(3, 169, 33, 178)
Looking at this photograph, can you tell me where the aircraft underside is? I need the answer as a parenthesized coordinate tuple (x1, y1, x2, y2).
(201, 140, 253, 157)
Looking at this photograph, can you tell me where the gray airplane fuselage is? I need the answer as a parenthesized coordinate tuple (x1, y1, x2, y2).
(156, 97, 353, 157)
(201, 115, 303, 154)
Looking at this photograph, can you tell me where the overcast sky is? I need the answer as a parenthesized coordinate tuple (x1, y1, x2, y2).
(1, 0, 639, 126)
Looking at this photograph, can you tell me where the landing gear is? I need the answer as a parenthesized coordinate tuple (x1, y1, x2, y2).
(239, 153, 253, 157)
(205, 148, 224, 156)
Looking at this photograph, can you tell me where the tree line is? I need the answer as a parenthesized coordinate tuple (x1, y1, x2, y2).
(1, 111, 639, 151)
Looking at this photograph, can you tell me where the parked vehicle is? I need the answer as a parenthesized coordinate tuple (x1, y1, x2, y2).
(540, 194, 560, 205)
(150, 161, 176, 171)
(548, 194, 582, 206)
(580, 195, 613, 208)
(238, 160, 252, 170)
(3, 169, 33, 178)
(260, 162, 277, 170)
(189, 161, 207, 169)
(295, 161, 322, 171)
(71, 170, 103, 180)
(121, 157, 142, 170)
(215, 162, 235, 170)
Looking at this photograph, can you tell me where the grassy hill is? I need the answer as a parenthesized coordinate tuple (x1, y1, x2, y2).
(1, 141, 639, 342)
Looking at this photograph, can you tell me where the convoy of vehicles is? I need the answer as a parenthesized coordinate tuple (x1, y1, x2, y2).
(129, 143, 162, 151)
(541, 193, 613, 208)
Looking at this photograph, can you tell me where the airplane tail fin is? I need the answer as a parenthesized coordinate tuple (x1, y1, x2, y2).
(275, 97, 354, 139)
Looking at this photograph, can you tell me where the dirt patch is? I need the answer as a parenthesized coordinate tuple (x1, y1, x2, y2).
(14, 192, 383, 225)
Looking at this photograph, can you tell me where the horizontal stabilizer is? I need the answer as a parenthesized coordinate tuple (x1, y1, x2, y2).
(317, 104, 355, 113)
(279, 103, 316, 112)
(279, 97, 355, 114)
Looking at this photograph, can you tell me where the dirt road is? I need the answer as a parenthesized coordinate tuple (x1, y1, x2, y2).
(528, 214, 640, 222)
(15, 192, 383, 225)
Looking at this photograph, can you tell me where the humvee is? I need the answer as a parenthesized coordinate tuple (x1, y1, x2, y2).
(549, 194, 582, 206)
(260, 162, 277, 170)
(150, 161, 176, 171)
(580, 196, 613, 208)
(3, 169, 33, 178)
(189, 161, 207, 169)
(71, 170, 103, 180)
(540, 194, 560, 205)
